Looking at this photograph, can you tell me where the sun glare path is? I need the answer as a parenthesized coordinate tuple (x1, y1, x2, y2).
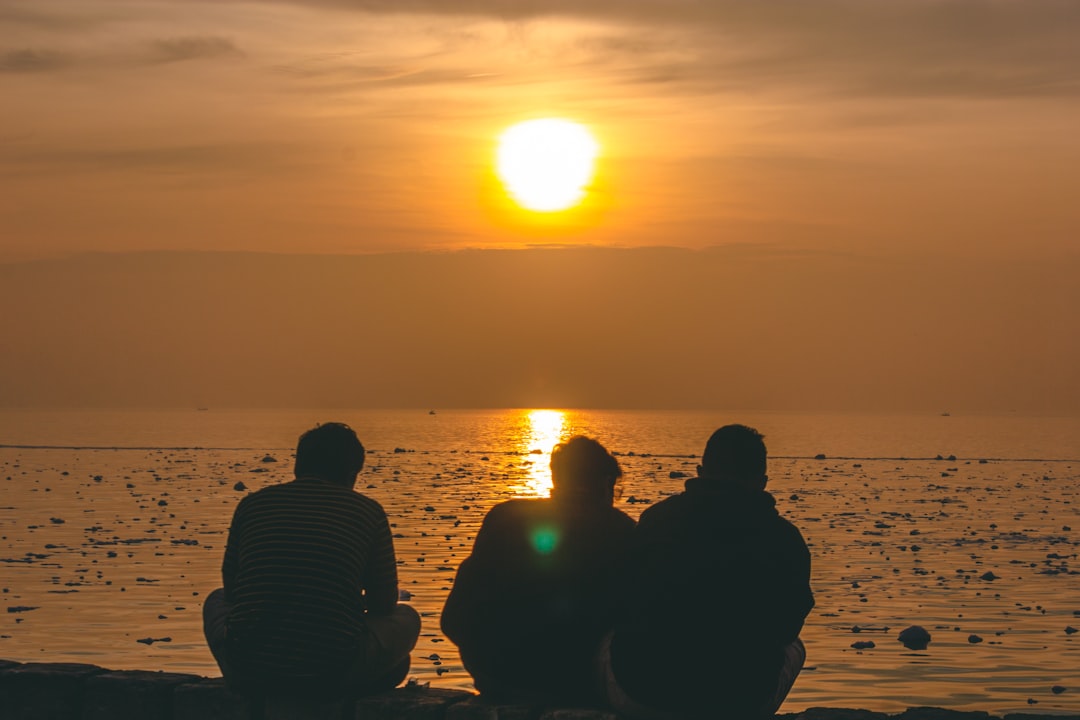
(496, 119, 598, 213)
(519, 409, 567, 497)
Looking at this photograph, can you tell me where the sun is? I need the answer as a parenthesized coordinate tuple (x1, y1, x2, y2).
(496, 119, 599, 213)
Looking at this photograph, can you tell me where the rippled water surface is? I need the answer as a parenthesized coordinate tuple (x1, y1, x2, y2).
(1, 409, 1078, 715)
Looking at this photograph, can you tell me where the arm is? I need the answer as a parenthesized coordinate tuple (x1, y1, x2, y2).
(440, 503, 512, 646)
(363, 510, 400, 616)
(221, 498, 245, 603)
(772, 522, 815, 643)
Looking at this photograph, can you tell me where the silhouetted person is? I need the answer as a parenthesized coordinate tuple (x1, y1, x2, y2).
(441, 436, 635, 706)
(203, 423, 419, 698)
(601, 424, 813, 719)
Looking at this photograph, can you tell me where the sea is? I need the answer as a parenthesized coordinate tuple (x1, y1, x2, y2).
(1, 408, 1078, 715)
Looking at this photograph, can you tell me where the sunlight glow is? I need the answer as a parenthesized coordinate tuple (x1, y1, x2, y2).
(519, 409, 567, 497)
(496, 119, 598, 212)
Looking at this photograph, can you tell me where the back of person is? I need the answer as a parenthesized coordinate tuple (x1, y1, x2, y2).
(204, 423, 419, 699)
(441, 436, 636, 706)
(606, 425, 814, 718)
(225, 479, 396, 689)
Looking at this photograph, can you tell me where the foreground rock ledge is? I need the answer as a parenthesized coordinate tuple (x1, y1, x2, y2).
(0, 661, 1076, 720)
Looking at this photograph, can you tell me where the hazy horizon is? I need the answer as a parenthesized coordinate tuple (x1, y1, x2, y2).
(2, 247, 1076, 414)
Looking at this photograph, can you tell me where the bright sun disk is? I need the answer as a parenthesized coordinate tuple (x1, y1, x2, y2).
(496, 119, 598, 212)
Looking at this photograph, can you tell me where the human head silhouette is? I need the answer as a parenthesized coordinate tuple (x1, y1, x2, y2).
(549, 435, 622, 505)
(294, 422, 366, 486)
(699, 424, 767, 490)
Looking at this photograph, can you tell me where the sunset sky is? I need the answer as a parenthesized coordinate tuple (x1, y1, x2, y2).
(1, 1, 1078, 412)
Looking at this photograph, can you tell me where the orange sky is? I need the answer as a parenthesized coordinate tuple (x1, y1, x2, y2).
(3, 0, 1080, 258)
(1, 2, 1078, 412)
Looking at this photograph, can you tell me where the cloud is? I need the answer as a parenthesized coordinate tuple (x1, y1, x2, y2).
(244, 0, 1080, 100)
(146, 36, 243, 64)
(0, 48, 70, 73)
(0, 5, 116, 31)
(0, 142, 300, 177)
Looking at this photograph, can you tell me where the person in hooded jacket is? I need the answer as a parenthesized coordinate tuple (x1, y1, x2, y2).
(600, 424, 814, 719)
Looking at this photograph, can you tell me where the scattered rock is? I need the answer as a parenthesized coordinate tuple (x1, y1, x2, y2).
(669, 471, 688, 479)
(898, 625, 932, 650)
(1051, 685, 1066, 694)
(979, 571, 999, 581)
(851, 641, 876, 650)
(232, 481, 247, 491)
(815, 453, 827, 460)
(968, 634, 983, 643)
(1065, 626, 1078, 635)
(135, 637, 172, 645)
(261, 455, 277, 463)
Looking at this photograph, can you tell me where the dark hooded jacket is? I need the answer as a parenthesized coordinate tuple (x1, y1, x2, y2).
(609, 477, 813, 716)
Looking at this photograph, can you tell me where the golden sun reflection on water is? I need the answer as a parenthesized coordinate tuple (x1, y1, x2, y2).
(517, 409, 567, 497)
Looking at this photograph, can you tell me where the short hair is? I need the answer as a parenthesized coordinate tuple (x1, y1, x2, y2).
(550, 435, 623, 504)
(294, 422, 365, 483)
(701, 424, 767, 483)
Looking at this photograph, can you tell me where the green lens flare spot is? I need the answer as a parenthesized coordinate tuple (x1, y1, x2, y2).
(530, 526, 560, 555)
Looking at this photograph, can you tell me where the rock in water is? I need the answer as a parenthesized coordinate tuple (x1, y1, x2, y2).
(898, 625, 932, 650)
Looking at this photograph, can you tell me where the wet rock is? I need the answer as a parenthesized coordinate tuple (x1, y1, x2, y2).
(354, 686, 473, 720)
(172, 678, 250, 720)
(898, 625, 932, 650)
(445, 696, 534, 720)
(897, 709, 990, 719)
(792, 710, 889, 720)
(83, 670, 202, 720)
(541, 712, 618, 720)
(0, 662, 108, 719)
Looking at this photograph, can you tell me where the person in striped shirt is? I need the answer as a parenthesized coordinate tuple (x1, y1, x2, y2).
(203, 422, 420, 697)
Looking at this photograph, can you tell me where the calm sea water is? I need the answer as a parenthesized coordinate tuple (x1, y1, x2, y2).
(1, 409, 1078, 715)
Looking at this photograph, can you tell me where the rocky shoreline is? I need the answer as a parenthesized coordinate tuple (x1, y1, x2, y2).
(1, 660, 1078, 720)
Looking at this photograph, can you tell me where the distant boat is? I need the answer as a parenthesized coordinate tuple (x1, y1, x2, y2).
(940, 411, 951, 417)
(196, 407, 209, 412)
(429, 410, 437, 415)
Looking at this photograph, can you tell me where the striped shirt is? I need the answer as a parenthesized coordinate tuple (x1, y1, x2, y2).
(222, 476, 398, 679)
